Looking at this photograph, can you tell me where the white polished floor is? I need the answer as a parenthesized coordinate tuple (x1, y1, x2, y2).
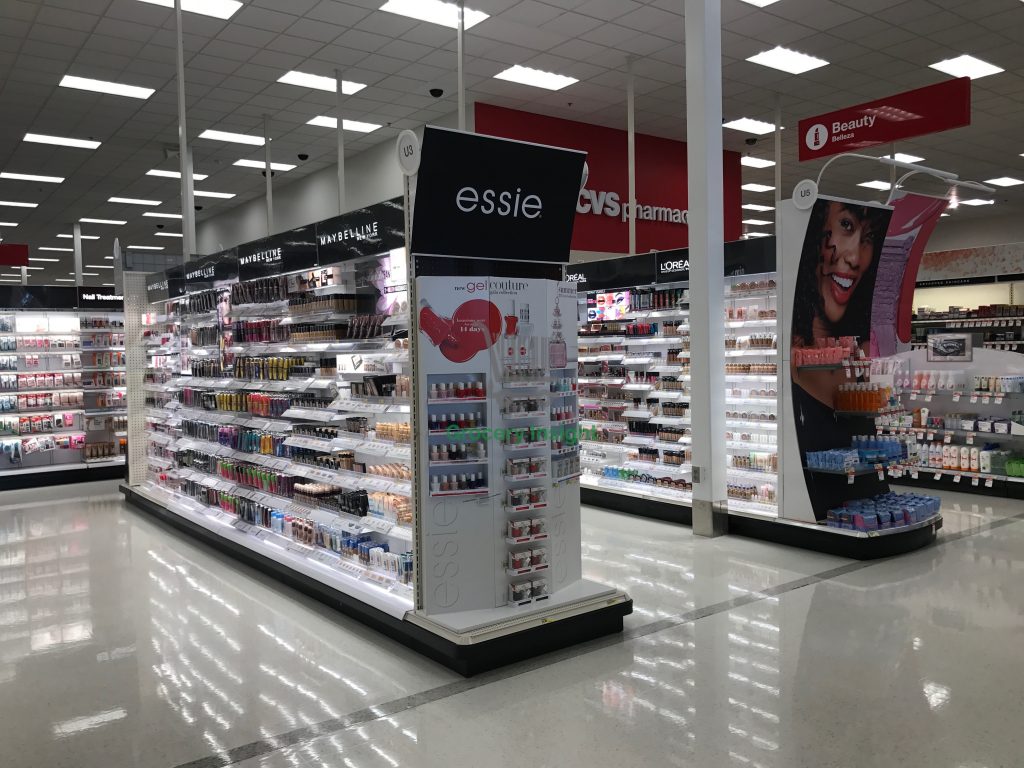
(1, 480, 1021, 768)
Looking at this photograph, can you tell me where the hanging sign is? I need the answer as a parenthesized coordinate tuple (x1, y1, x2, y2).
(410, 126, 586, 263)
(77, 287, 123, 310)
(146, 266, 185, 303)
(315, 198, 405, 264)
(798, 78, 971, 161)
(184, 248, 238, 292)
(238, 226, 317, 280)
(0, 243, 28, 267)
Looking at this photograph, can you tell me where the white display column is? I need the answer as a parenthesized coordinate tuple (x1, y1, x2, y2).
(685, 0, 728, 536)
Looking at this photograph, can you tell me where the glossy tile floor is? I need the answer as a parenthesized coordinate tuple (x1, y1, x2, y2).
(1, 481, 1022, 768)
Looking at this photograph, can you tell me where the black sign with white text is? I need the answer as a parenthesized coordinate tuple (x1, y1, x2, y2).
(411, 126, 586, 263)
(76, 287, 123, 310)
(656, 248, 690, 284)
(570, 254, 656, 292)
(146, 266, 186, 304)
(185, 248, 238, 292)
(238, 226, 317, 281)
(316, 198, 405, 264)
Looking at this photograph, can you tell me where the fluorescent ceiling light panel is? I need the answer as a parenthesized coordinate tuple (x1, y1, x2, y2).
(147, 169, 209, 181)
(742, 219, 772, 226)
(103, 283, 115, 287)
(55, 278, 75, 282)
(127, 245, 164, 250)
(929, 54, 1003, 80)
(0, 172, 64, 183)
(882, 153, 925, 164)
(742, 203, 774, 212)
(80, 272, 99, 276)
(0, 273, 21, 278)
(380, 0, 488, 30)
(59, 75, 154, 100)
(959, 198, 995, 206)
(744, 231, 771, 238)
(276, 71, 365, 95)
(234, 159, 296, 172)
(0, 222, 17, 227)
(494, 65, 577, 91)
(747, 46, 828, 75)
(80, 218, 126, 225)
(25, 267, 43, 271)
(306, 116, 382, 133)
(740, 156, 775, 168)
(741, 183, 775, 192)
(29, 257, 60, 262)
(39, 247, 73, 252)
(0, 201, 37, 208)
(739, 0, 782, 6)
(858, 180, 892, 191)
(57, 233, 100, 239)
(143, 212, 182, 219)
(985, 177, 1023, 187)
(193, 190, 235, 199)
(108, 196, 161, 206)
(135, 0, 242, 20)
(24, 133, 101, 150)
(155, 232, 183, 237)
(198, 129, 264, 146)
(723, 118, 775, 135)
(85, 264, 114, 269)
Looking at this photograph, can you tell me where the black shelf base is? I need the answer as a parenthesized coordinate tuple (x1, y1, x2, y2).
(583, 487, 940, 560)
(122, 484, 631, 677)
(0, 462, 125, 491)
(893, 473, 1024, 501)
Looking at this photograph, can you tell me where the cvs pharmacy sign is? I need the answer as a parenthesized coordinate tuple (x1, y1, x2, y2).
(578, 189, 689, 225)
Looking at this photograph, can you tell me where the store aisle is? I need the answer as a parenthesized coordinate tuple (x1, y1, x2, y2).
(1, 481, 1021, 768)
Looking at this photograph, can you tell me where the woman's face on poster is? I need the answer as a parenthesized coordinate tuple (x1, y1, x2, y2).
(817, 202, 874, 325)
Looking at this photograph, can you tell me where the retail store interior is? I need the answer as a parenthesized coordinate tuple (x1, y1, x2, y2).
(2, 1, 1024, 766)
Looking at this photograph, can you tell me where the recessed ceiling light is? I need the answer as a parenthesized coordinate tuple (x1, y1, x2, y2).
(742, 203, 774, 212)
(198, 129, 265, 146)
(0, 200, 37, 208)
(723, 118, 775, 135)
(494, 65, 578, 91)
(102, 283, 115, 287)
(929, 54, 1003, 80)
(985, 177, 1023, 187)
(306, 116, 382, 133)
(80, 218, 127, 225)
(136, 0, 242, 20)
(0, 273, 22, 278)
(24, 133, 101, 150)
(108, 196, 162, 206)
(0, 222, 18, 228)
(143, 212, 183, 219)
(55, 278, 76, 282)
(57, 233, 100, 240)
(155, 232, 183, 237)
(29, 257, 60, 262)
(380, 0, 488, 29)
(0, 172, 64, 183)
(104, 256, 113, 259)
(59, 74, 155, 100)
(24, 267, 44, 271)
(127, 245, 164, 250)
(85, 264, 115, 269)
(741, 183, 775, 192)
(743, 231, 771, 238)
(276, 71, 366, 95)
(747, 46, 828, 75)
(739, 0, 782, 6)
(740, 156, 775, 168)
(39, 247, 73, 252)
(193, 190, 236, 199)
(858, 180, 892, 191)
(233, 159, 296, 172)
(80, 272, 99, 276)
(882, 153, 925, 164)
(959, 198, 995, 206)
(147, 169, 209, 181)
(940, 213, 950, 217)
(742, 219, 772, 226)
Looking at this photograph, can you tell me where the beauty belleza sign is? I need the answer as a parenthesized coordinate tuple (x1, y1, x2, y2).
(798, 78, 971, 161)
(475, 103, 742, 253)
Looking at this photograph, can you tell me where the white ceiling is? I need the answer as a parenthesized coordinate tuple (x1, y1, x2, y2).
(1, 0, 1024, 284)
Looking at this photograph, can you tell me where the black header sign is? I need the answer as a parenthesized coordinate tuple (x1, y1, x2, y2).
(656, 248, 690, 284)
(76, 287, 123, 310)
(185, 248, 238, 292)
(724, 236, 775, 277)
(146, 266, 186, 304)
(0, 285, 79, 310)
(411, 126, 585, 263)
(569, 254, 656, 292)
(238, 227, 317, 281)
(316, 198, 405, 265)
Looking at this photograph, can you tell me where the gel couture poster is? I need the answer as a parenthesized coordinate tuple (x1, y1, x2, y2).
(411, 126, 585, 263)
(476, 103, 743, 253)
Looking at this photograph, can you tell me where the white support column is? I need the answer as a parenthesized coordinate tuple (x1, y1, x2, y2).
(685, 0, 727, 537)
(627, 58, 637, 256)
(890, 142, 897, 187)
(336, 69, 346, 214)
(73, 222, 84, 287)
(264, 114, 274, 236)
(457, 0, 466, 131)
(20, 266, 27, 286)
(174, 0, 196, 258)
(774, 94, 785, 514)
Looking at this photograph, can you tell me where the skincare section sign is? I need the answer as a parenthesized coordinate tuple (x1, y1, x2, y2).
(798, 78, 970, 161)
(411, 126, 586, 263)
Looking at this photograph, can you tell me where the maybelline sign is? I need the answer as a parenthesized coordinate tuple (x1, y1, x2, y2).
(315, 198, 404, 264)
(237, 226, 316, 281)
(578, 189, 689, 226)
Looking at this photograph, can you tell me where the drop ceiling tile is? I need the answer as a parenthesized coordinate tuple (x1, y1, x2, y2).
(267, 33, 329, 57)
(234, 5, 300, 33)
(575, 0, 643, 22)
(285, 17, 348, 43)
(579, 23, 636, 47)
(304, 0, 372, 26)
